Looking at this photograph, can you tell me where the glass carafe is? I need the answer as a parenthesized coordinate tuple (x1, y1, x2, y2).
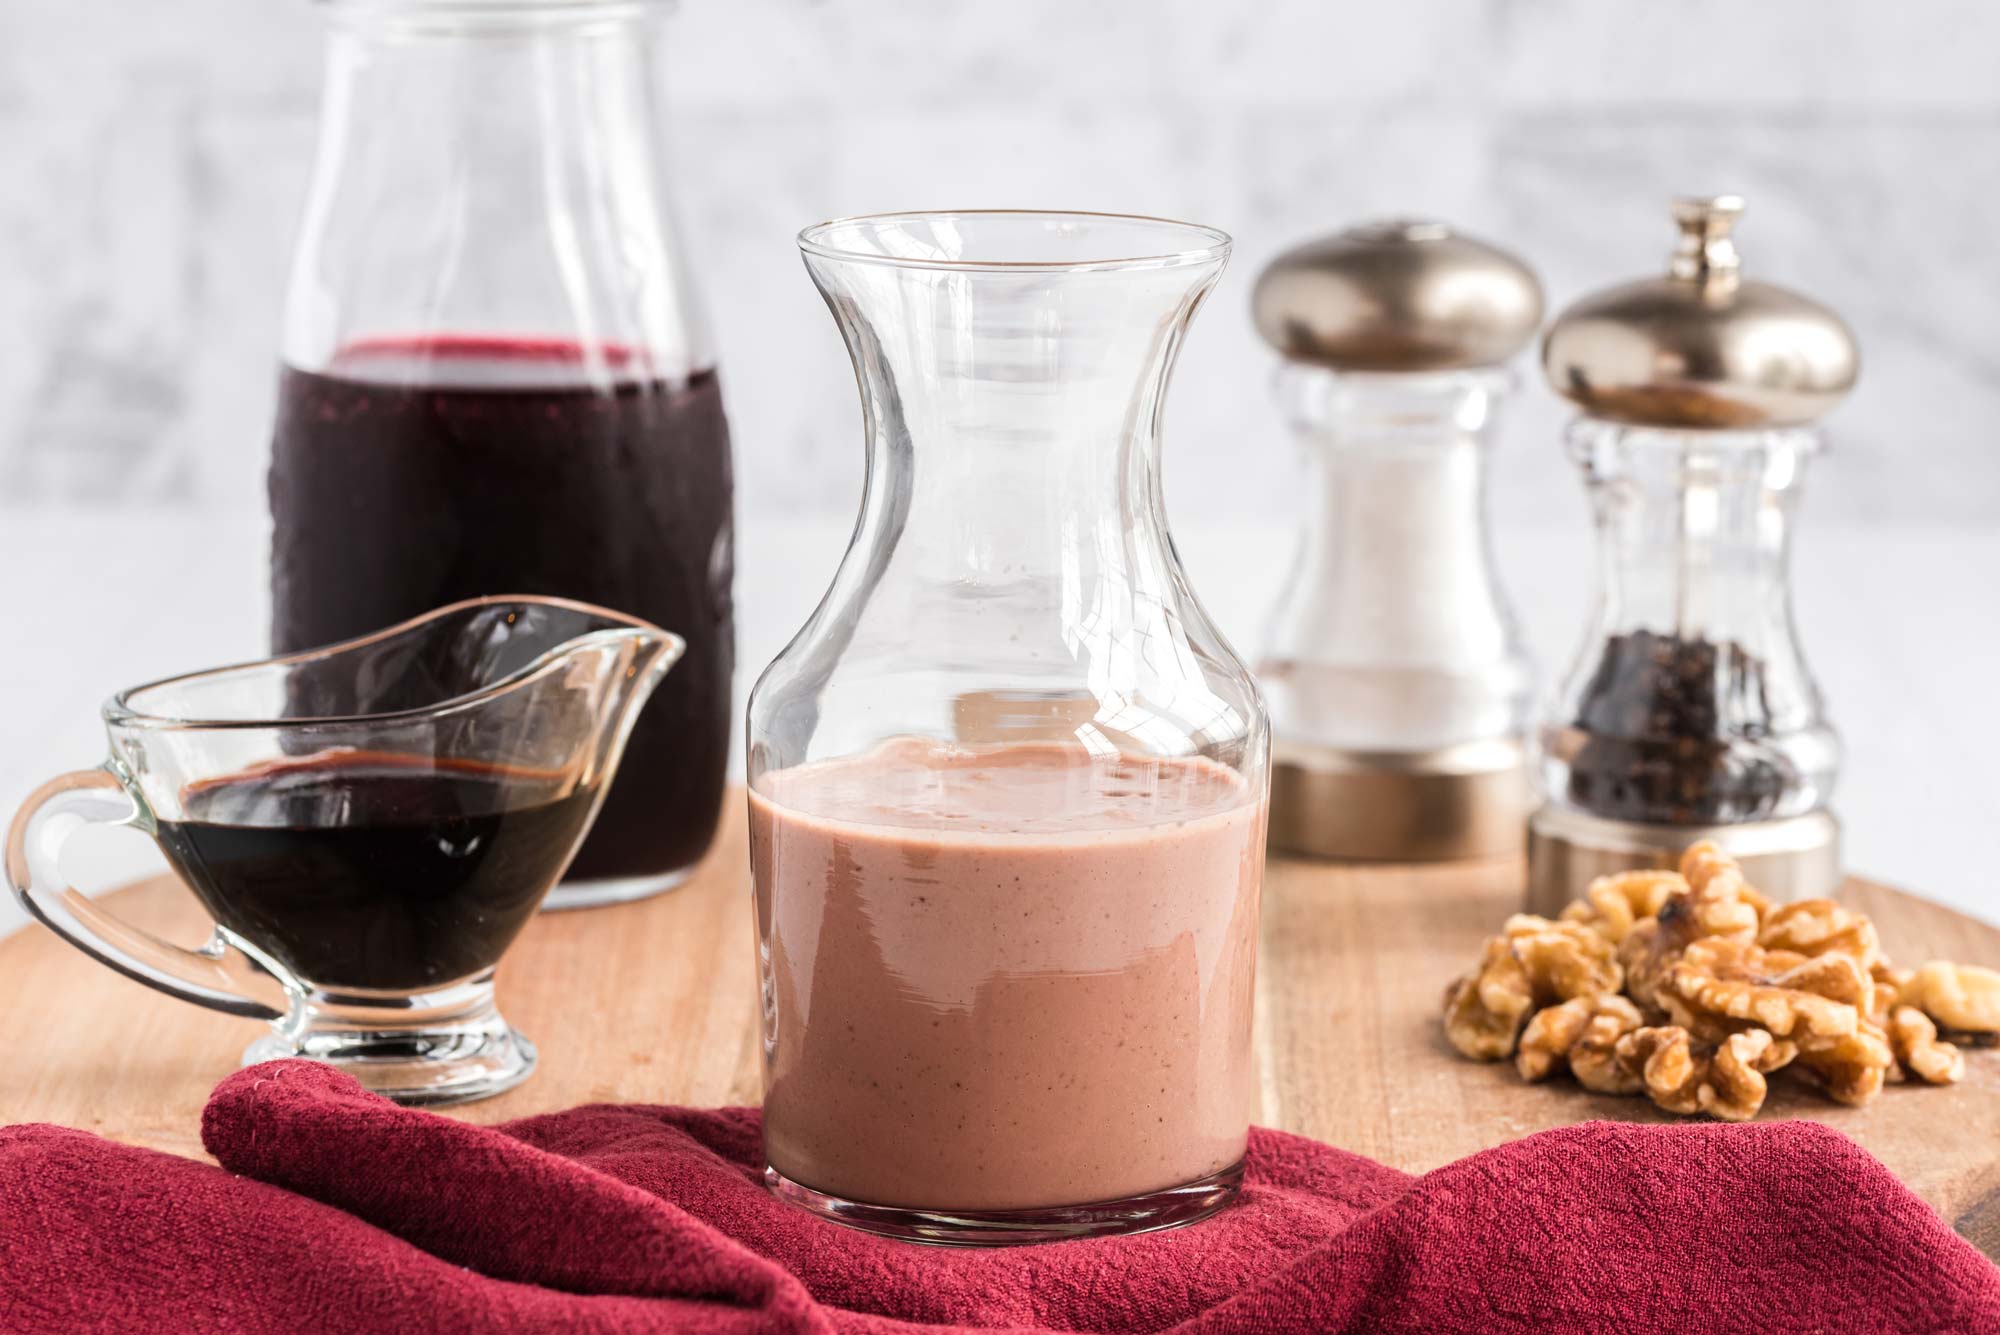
(747, 212, 1269, 1244)
(269, 0, 733, 909)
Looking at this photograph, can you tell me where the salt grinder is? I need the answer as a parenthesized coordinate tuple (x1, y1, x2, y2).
(1253, 220, 1544, 861)
(1527, 196, 1860, 912)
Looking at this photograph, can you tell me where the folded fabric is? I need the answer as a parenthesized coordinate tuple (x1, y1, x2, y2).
(1, 1060, 1995, 1334)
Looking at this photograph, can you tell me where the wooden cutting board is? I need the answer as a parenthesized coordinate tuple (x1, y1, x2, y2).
(3, 796, 1997, 1256)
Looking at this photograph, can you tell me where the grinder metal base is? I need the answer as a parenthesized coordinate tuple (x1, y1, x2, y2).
(1268, 738, 1528, 862)
(1525, 803, 1841, 917)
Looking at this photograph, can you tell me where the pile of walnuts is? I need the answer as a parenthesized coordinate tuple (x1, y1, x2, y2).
(1443, 842, 2000, 1121)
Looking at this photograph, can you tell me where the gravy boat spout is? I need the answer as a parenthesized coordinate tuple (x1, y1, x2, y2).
(113, 595, 683, 756)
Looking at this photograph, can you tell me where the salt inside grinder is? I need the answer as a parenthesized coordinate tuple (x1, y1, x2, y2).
(1253, 220, 1544, 860)
(1527, 196, 1860, 912)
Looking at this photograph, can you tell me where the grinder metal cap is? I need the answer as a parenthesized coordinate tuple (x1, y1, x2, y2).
(1252, 219, 1544, 372)
(1541, 196, 1860, 429)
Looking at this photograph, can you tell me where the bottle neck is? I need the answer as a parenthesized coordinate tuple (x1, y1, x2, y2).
(285, 4, 704, 381)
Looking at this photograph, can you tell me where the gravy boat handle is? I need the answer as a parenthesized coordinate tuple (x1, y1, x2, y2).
(5, 765, 290, 1020)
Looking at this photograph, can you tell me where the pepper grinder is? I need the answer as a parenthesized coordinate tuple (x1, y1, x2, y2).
(1253, 220, 1544, 861)
(1527, 196, 1860, 912)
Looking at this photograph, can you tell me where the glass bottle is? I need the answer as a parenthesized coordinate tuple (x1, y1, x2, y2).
(1252, 222, 1543, 860)
(1528, 197, 1859, 911)
(747, 211, 1268, 1243)
(268, 0, 732, 909)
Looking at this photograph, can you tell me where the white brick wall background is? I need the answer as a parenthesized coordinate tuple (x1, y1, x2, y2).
(0, 1, 1996, 925)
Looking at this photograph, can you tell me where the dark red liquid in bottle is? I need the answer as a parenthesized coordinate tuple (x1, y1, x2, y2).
(268, 336, 733, 887)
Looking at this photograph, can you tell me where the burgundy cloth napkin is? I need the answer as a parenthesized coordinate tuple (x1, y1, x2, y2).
(2, 1060, 1996, 1334)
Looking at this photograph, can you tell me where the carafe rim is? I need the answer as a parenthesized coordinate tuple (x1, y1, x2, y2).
(798, 209, 1233, 275)
(105, 595, 681, 733)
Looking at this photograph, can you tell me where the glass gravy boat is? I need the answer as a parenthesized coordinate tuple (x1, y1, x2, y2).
(6, 597, 681, 1105)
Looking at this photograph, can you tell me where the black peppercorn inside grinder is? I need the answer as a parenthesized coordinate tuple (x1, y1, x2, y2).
(1526, 196, 1859, 913)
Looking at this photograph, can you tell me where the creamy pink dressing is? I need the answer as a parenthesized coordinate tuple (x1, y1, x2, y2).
(750, 739, 1265, 1211)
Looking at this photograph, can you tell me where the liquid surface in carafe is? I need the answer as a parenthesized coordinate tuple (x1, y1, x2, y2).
(756, 737, 1257, 834)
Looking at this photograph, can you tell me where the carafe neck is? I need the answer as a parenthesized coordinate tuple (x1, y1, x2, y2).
(813, 258, 1223, 583)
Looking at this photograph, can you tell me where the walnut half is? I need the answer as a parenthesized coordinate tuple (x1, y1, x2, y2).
(1793, 1026, 1895, 1107)
(1615, 1026, 1704, 1115)
(1658, 937, 1862, 1042)
(1444, 919, 1624, 1061)
(1619, 841, 1766, 1012)
(1759, 899, 1882, 970)
(1614, 1024, 1792, 1121)
(1560, 870, 1681, 946)
(1703, 1028, 1796, 1122)
(1901, 961, 2000, 1035)
(1444, 937, 1535, 1061)
(1888, 1005, 1965, 1085)
(1516, 994, 1644, 1084)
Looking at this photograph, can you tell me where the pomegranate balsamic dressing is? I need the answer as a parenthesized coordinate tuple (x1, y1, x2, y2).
(269, 337, 734, 887)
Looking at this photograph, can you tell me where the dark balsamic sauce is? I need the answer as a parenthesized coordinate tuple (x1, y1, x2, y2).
(157, 754, 599, 990)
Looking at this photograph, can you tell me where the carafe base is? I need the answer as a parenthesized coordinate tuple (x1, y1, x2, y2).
(762, 1159, 1243, 1247)
(544, 865, 694, 912)
(244, 979, 536, 1106)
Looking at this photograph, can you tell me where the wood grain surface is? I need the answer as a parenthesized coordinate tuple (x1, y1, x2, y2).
(4, 795, 1997, 1254)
